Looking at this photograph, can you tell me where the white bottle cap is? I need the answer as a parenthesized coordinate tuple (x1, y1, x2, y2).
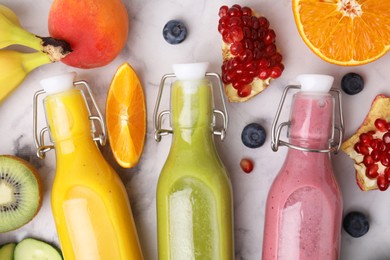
(40, 72, 76, 94)
(172, 62, 209, 81)
(296, 74, 334, 93)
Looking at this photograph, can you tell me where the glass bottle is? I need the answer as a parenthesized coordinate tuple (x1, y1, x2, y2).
(154, 63, 233, 260)
(33, 72, 143, 260)
(262, 74, 344, 260)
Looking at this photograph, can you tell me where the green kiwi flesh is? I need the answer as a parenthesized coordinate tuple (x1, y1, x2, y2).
(0, 242, 16, 260)
(0, 155, 42, 233)
(14, 238, 62, 260)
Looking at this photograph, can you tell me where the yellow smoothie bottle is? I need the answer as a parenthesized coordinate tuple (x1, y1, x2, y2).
(154, 63, 233, 259)
(33, 72, 143, 260)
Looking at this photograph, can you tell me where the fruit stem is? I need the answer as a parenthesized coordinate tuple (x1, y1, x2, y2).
(22, 51, 52, 73)
(38, 36, 72, 62)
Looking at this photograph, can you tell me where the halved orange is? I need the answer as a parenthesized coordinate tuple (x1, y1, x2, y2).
(293, 0, 390, 66)
(106, 62, 146, 168)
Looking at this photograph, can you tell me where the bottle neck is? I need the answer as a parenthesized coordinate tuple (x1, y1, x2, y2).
(44, 89, 96, 155)
(170, 79, 215, 149)
(288, 92, 334, 150)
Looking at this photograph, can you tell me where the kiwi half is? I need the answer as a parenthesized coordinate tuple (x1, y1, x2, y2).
(0, 155, 43, 233)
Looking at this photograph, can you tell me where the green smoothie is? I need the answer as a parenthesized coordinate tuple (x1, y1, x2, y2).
(156, 79, 233, 260)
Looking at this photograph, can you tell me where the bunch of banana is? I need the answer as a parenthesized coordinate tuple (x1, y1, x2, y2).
(0, 4, 72, 102)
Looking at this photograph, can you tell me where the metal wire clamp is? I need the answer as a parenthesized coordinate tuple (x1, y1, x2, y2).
(33, 80, 106, 159)
(271, 85, 344, 154)
(153, 72, 228, 142)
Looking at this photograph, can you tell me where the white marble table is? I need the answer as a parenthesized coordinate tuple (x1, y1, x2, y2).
(1, 0, 390, 259)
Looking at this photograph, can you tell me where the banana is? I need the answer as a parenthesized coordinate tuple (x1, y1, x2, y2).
(0, 4, 71, 61)
(0, 49, 51, 102)
(0, 4, 21, 25)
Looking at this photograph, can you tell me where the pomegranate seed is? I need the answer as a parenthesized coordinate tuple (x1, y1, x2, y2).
(251, 29, 258, 40)
(379, 141, 387, 152)
(253, 40, 265, 49)
(243, 38, 254, 50)
(228, 6, 242, 17)
(366, 164, 379, 179)
(358, 143, 370, 155)
(242, 16, 252, 27)
(385, 167, 390, 180)
(275, 63, 285, 72)
(240, 158, 254, 173)
(375, 118, 388, 132)
(377, 174, 389, 191)
(257, 27, 267, 39)
(243, 26, 251, 38)
(371, 150, 380, 162)
(219, 6, 229, 17)
(359, 133, 373, 146)
(264, 29, 276, 45)
(222, 30, 234, 44)
(259, 69, 271, 80)
(219, 16, 229, 27)
(251, 16, 260, 29)
(370, 139, 380, 150)
(225, 70, 237, 83)
(266, 44, 277, 56)
(239, 49, 253, 62)
(230, 41, 244, 56)
(258, 16, 270, 28)
(354, 142, 361, 153)
(230, 26, 244, 41)
(218, 24, 225, 34)
(222, 73, 229, 84)
(270, 67, 282, 79)
(229, 16, 243, 27)
(238, 85, 252, 97)
(381, 154, 390, 167)
(238, 75, 254, 85)
(383, 132, 390, 144)
(232, 80, 245, 90)
(363, 155, 374, 166)
(241, 6, 252, 16)
(232, 4, 242, 9)
(271, 53, 283, 64)
(253, 48, 263, 60)
(258, 58, 270, 68)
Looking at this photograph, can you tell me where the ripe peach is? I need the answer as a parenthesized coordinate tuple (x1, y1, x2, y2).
(48, 0, 129, 69)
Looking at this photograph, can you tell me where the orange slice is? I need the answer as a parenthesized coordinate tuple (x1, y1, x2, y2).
(106, 62, 146, 168)
(293, 0, 390, 66)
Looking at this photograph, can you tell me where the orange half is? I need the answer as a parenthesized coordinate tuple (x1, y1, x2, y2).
(293, 0, 390, 66)
(106, 62, 146, 168)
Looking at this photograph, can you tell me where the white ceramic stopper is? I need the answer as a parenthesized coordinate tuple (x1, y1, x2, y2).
(296, 74, 334, 93)
(172, 62, 209, 81)
(40, 72, 76, 94)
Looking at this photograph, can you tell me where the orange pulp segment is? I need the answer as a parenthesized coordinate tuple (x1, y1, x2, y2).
(293, 0, 390, 66)
(106, 62, 146, 168)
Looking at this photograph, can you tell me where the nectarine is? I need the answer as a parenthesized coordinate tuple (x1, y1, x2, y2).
(48, 0, 129, 69)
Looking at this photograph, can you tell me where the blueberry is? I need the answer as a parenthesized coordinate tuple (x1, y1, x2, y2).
(163, 20, 187, 45)
(341, 72, 364, 95)
(343, 211, 369, 238)
(241, 123, 266, 148)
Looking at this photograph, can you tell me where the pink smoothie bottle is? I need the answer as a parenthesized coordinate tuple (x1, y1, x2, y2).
(262, 74, 344, 260)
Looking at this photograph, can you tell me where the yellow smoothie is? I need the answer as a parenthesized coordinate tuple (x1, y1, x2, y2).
(44, 87, 143, 260)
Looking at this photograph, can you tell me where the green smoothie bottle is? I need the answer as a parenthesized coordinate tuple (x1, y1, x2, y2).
(154, 62, 233, 260)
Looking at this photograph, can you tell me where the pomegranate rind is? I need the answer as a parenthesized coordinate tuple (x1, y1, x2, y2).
(220, 8, 281, 103)
(342, 94, 390, 191)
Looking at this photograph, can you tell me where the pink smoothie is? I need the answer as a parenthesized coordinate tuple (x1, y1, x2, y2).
(262, 92, 342, 260)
